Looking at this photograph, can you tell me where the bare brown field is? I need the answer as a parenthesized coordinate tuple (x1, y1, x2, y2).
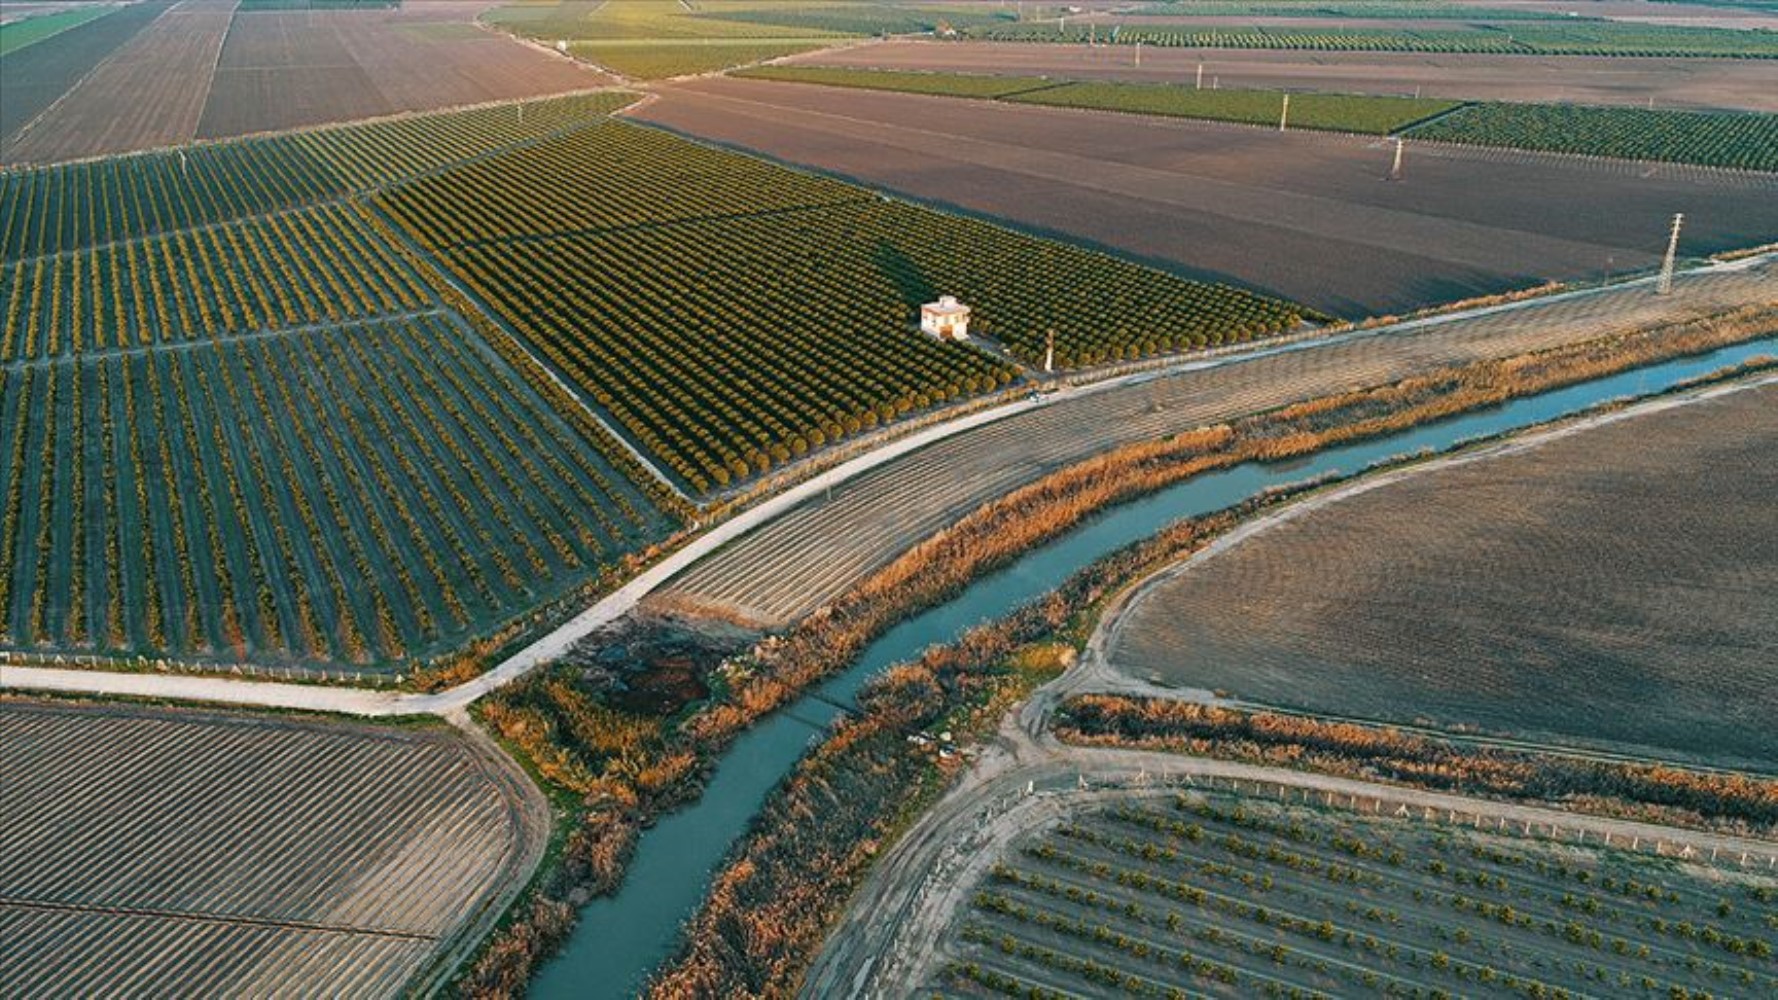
(637, 76, 1778, 318)
(0, 0, 170, 159)
(194, 2, 609, 140)
(656, 263, 1775, 626)
(1106, 380, 1778, 769)
(3, 0, 235, 165)
(0, 698, 548, 998)
(788, 40, 1778, 112)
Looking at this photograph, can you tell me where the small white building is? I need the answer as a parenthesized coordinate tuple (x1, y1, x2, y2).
(920, 296, 970, 340)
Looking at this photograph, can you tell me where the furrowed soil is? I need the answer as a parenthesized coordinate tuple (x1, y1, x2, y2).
(0, 698, 548, 999)
(1106, 379, 1778, 770)
(636, 75, 1778, 317)
(788, 40, 1778, 112)
(194, 1, 610, 140)
(0, 0, 172, 160)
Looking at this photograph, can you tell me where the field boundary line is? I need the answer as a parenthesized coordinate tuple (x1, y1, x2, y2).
(361, 200, 690, 503)
(0, 252, 1771, 715)
(0, 307, 448, 372)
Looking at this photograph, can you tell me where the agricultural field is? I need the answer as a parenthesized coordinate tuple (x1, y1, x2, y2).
(0, 202, 431, 361)
(1105, 379, 1778, 769)
(636, 75, 1778, 316)
(0, 3, 118, 55)
(656, 263, 1776, 626)
(737, 65, 1777, 164)
(695, 1, 1014, 35)
(0, 0, 611, 164)
(744, 66, 1460, 134)
(2, 0, 235, 165)
(377, 119, 1302, 492)
(0, 89, 678, 673)
(960, 17, 1778, 57)
(1016, 78, 1460, 134)
(0, 0, 170, 157)
(0, 311, 671, 669)
(194, 2, 609, 140)
(0, 698, 547, 999)
(487, 0, 848, 79)
(737, 64, 1061, 98)
(0, 90, 637, 261)
(1407, 102, 1778, 172)
(942, 792, 1778, 999)
(787, 41, 1778, 111)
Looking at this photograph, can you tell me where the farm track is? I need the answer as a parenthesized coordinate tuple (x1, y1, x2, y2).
(0, 698, 548, 999)
(661, 260, 1778, 626)
(3, 253, 1773, 713)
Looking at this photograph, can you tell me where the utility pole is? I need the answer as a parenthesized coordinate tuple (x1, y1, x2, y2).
(1135, 40, 1142, 67)
(1279, 93, 1290, 131)
(1195, 62, 1202, 89)
(1657, 212, 1684, 295)
(1388, 136, 1405, 181)
(1044, 329, 1055, 374)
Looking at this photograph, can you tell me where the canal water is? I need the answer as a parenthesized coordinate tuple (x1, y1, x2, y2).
(532, 337, 1777, 999)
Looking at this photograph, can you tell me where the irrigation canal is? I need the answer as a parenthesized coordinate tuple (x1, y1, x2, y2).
(531, 335, 1778, 999)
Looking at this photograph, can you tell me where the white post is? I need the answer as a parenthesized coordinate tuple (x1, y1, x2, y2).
(1135, 41, 1142, 67)
(1389, 136, 1405, 180)
(1044, 329, 1055, 374)
(1658, 212, 1683, 295)
(1195, 62, 1203, 89)
(1279, 93, 1290, 131)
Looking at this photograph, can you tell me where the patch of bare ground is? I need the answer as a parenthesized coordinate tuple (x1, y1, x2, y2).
(193, 1, 607, 140)
(3, 0, 236, 165)
(0, 698, 548, 999)
(787, 39, 1778, 112)
(636, 75, 1778, 317)
(1105, 378, 1778, 769)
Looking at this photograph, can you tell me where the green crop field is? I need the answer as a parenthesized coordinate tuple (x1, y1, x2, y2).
(962, 19, 1778, 58)
(377, 120, 1305, 493)
(568, 39, 830, 80)
(739, 65, 1455, 134)
(0, 5, 118, 55)
(0, 204, 430, 362)
(0, 313, 669, 670)
(950, 793, 1778, 999)
(736, 65, 1061, 99)
(1009, 80, 1456, 134)
(0, 92, 681, 674)
(1406, 103, 1778, 173)
(692, 1, 1014, 36)
(0, 91, 637, 262)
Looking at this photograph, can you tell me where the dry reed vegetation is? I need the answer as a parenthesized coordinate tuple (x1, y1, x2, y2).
(460, 303, 1776, 997)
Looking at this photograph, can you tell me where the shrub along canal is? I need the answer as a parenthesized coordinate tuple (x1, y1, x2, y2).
(531, 335, 1778, 999)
